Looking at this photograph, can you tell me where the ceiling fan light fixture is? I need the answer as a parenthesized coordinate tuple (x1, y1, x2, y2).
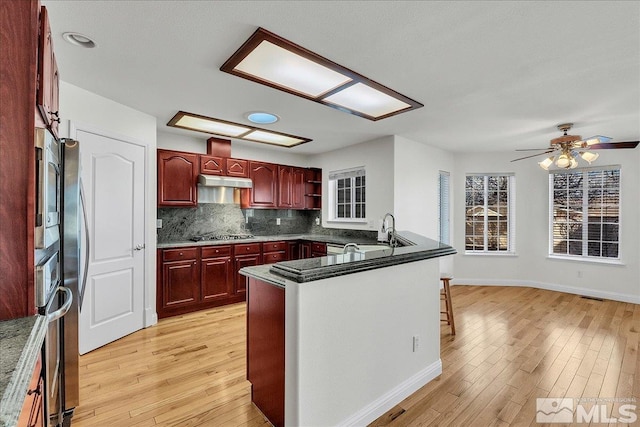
(555, 153, 572, 169)
(538, 156, 555, 170)
(569, 157, 578, 169)
(580, 151, 599, 163)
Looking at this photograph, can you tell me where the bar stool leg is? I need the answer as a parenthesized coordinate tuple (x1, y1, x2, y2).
(440, 277, 456, 335)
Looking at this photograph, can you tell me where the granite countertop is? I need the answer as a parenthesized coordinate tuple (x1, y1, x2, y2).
(0, 315, 47, 427)
(157, 233, 380, 249)
(240, 231, 456, 286)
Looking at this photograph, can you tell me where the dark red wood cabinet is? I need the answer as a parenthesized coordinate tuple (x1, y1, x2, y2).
(225, 158, 249, 178)
(304, 168, 322, 210)
(17, 354, 44, 427)
(243, 161, 278, 208)
(277, 166, 293, 208)
(233, 243, 262, 295)
(263, 241, 287, 264)
(292, 167, 306, 209)
(199, 155, 224, 175)
(0, 0, 46, 320)
(161, 248, 199, 309)
(36, 6, 59, 139)
(157, 150, 198, 207)
(201, 246, 234, 301)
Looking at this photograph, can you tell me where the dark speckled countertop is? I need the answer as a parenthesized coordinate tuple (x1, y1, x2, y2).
(0, 316, 47, 427)
(157, 233, 380, 249)
(240, 231, 456, 287)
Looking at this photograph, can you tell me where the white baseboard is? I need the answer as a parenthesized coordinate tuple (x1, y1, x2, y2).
(144, 307, 158, 327)
(452, 278, 640, 304)
(336, 359, 442, 427)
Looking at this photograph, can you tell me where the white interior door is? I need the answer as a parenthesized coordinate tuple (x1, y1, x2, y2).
(78, 129, 145, 354)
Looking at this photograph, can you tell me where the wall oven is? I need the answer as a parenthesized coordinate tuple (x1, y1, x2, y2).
(35, 128, 61, 249)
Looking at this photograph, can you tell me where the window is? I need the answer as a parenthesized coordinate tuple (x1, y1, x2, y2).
(465, 174, 515, 253)
(549, 166, 621, 259)
(329, 167, 366, 220)
(439, 171, 450, 244)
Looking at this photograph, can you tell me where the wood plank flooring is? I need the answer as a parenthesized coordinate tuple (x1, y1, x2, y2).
(72, 286, 639, 426)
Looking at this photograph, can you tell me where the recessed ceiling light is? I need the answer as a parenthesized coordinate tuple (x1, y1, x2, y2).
(221, 27, 423, 121)
(246, 111, 279, 124)
(167, 111, 311, 148)
(62, 32, 97, 48)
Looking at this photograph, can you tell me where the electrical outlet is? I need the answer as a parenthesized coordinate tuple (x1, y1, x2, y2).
(156, 219, 162, 229)
(413, 335, 420, 352)
(315, 217, 320, 225)
(276, 218, 281, 226)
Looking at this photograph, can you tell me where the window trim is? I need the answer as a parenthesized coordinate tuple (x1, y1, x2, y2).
(328, 166, 366, 222)
(464, 173, 516, 255)
(548, 165, 622, 262)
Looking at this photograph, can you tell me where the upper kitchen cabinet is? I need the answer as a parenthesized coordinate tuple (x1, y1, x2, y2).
(200, 155, 249, 178)
(304, 168, 322, 210)
(36, 6, 60, 139)
(242, 161, 278, 208)
(225, 158, 249, 178)
(277, 165, 293, 208)
(157, 149, 198, 207)
(292, 167, 306, 209)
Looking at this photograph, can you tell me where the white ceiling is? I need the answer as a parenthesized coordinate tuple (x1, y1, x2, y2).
(42, 1, 640, 155)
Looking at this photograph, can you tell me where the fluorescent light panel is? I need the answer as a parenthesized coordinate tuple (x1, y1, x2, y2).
(167, 111, 311, 148)
(221, 27, 423, 121)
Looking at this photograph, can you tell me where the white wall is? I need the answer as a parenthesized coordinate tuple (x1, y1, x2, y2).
(393, 135, 456, 276)
(157, 131, 311, 167)
(59, 81, 159, 326)
(313, 136, 395, 231)
(286, 258, 442, 426)
(453, 149, 640, 303)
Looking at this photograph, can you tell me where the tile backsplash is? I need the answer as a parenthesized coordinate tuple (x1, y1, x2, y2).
(157, 204, 376, 242)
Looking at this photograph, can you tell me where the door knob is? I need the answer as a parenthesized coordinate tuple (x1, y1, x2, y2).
(135, 244, 145, 251)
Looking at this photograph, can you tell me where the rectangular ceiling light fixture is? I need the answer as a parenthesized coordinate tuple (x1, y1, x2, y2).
(220, 27, 423, 121)
(167, 111, 311, 148)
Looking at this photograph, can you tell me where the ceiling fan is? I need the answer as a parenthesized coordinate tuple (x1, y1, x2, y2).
(511, 123, 639, 170)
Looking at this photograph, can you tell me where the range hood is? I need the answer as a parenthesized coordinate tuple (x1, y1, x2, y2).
(198, 175, 252, 188)
(197, 174, 252, 204)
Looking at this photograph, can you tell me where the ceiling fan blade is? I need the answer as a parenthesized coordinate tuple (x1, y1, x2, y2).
(581, 135, 612, 146)
(588, 141, 639, 150)
(511, 149, 555, 162)
(515, 147, 553, 151)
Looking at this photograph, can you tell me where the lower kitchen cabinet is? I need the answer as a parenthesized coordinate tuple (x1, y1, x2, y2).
(201, 246, 234, 301)
(234, 243, 262, 295)
(162, 249, 199, 309)
(17, 354, 44, 427)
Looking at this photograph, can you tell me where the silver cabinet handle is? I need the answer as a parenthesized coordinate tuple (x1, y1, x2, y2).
(135, 244, 145, 251)
(47, 286, 73, 323)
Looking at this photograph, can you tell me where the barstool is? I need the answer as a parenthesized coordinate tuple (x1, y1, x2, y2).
(440, 277, 456, 335)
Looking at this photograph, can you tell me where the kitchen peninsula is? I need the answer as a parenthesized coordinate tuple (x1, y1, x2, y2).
(240, 231, 455, 427)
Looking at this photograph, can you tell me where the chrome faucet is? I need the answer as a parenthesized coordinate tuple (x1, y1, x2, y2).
(343, 243, 360, 253)
(382, 213, 397, 247)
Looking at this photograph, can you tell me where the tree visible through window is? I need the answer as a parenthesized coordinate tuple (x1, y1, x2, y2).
(550, 167, 620, 259)
(465, 174, 515, 253)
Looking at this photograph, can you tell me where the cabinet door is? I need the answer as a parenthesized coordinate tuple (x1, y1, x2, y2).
(200, 155, 224, 175)
(162, 259, 199, 308)
(17, 355, 43, 427)
(49, 54, 59, 139)
(225, 158, 249, 178)
(201, 256, 233, 301)
(36, 6, 55, 130)
(247, 161, 277, 208)
(300, 242, 311, 259)
(292, 167, 306, 209)
(234, 254, 261, 295)
(157, 150, 198, 206)
(287, 241, 300, 260)
(277, 165, 293, 208)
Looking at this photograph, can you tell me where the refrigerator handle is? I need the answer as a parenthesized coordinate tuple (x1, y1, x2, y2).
(47, 286, 73, 323)
(79, 181, 90, 312)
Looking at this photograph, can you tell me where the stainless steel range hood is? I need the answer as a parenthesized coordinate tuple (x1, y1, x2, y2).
(198, 175, 253, 188)
(197, 174, 252, 204)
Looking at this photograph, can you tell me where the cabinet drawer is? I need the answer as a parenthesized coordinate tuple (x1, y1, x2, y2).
(234, 243, 261, 255)
(201, 245, 232, 258)
(163, 248, 198, 261)
(311, 242, 327, 253)
(263, 251, 286, 264)
(263, 241, 286, 252)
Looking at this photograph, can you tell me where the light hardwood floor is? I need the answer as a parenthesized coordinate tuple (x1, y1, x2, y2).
(72, 286, 639, 426)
